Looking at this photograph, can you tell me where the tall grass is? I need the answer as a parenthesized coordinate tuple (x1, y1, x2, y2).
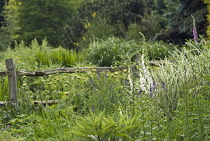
(151, 39, 210, 140)
(2, 39, 81, 71)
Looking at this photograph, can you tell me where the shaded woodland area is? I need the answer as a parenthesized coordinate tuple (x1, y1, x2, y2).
(0, 0, 208, 50)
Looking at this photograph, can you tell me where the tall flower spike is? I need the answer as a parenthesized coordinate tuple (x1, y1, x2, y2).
(191, 15, 198, 42)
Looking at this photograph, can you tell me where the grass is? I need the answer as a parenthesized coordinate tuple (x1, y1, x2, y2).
(0, 39, 209, 140)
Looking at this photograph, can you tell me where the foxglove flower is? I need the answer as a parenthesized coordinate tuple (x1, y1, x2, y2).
(161, 80, 167, 91)
(137, 90, 142, 95)
(191, 15, 198, 42)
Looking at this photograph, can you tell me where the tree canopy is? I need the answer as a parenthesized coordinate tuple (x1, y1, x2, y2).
(15, 0, 80, 46)
(0, 0, 209, 50)
(155, 0, 208, 44)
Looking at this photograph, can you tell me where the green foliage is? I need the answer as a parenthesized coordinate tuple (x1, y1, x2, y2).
(71, 111, 141, 140)
(85, 37, 139, 66)
(155, 0, 207, 44)
(3, 39, 80, 71)
(78, 16, 116, 49)
(62, 0, 155, 48)
(203, 0, 210, 37)
(85, 37, 173, 66)
(0, 76, 9, 101)
(125, 23, 144, 41)
(2, 0, 83, 47)
(172, 94, 210, 140)
(0, 0, 6, 27)
(0, 0, 19, 50)
(0, 39, 210, 140)
(142, 40, 174, 60)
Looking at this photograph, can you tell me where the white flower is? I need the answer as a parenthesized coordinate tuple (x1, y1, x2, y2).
(140, 77, 146, 83)
(140, 84, 146, 91)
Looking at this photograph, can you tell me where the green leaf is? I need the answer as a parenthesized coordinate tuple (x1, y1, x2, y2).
(101, 123, 116, 134)
(70, 130, 87, 137)
(115, 132, 129, 138)
(121, 125, 139, 132)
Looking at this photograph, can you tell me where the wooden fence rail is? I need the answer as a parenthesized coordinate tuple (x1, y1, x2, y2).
(0, 58, 171, 107)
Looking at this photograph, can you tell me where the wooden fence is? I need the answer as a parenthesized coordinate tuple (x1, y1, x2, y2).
(0, 58, 169, 107)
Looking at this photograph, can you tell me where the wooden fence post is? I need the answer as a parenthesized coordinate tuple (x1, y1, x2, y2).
(5, 58, 17, 104)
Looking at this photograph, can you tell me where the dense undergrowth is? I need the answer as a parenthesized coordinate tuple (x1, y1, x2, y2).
(0, 38, 210, 140)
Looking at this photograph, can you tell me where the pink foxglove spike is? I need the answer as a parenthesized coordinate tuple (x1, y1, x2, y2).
(191, 15, 198, 42)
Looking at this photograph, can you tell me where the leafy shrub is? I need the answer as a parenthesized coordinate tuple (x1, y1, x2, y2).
(78, 16, 116, 49)
(85, 36, 173, 66)
(3, 39, 81, 71)
(85, 37, 139, 66)
(62, 0, 154, 48)
(71, 111, 141, 140)
(125, 23, 144, 41)
(141, 40, 174, 60)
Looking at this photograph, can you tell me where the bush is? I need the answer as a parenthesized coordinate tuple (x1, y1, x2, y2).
(85, 37, 139, 66)
(3, 39, 81, 71)
(141, 40, 174, 60)
(78, 16, 116, 49)
(85, 36, 174, 66)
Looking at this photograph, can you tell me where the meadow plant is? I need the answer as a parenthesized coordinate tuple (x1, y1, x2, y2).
(2, 39, 80, 71)
(86, 37, 139, 66)
(191, 15, 198, 42)
(126, 53, 154, 97)
(78, 16, 116, 49)
(0, 36, 210, 140)
(150, 39, 210, 140)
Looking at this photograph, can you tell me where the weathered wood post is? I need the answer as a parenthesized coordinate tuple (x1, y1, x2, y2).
(5, 58, 17, 104)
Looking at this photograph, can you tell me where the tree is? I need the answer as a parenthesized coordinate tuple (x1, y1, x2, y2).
(62, 0, 155, 49)
(155, 0, 208, 44)
(203, 0, 210, 38)
(14, 0, 82, 47)
(0, 0, 19, 50)
(0, 0, 5, 27)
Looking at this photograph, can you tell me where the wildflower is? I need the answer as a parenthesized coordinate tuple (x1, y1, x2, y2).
(64, 92, 69, 95)
(140, 77, 146, 84)
(150, 81, 156, 97)
(114, 72, 119, 75)
(84, 23, 91, 28)
(73, 43, 78, 46)
(161, 80, 167, 91)
(191, 15, 198, 42)
(123, 79, 128, 85)
(140, 84, 146, 91)
(110, 73, 114, 77)
(123, 69, 127, 72)
(137, 90, 142, 95)
(92, 12, 96, 17)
